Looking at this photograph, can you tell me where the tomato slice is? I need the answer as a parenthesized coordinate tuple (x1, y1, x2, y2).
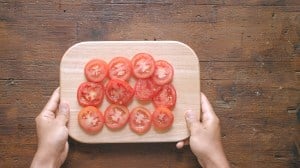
(77, 82, 105, 107)
(104, 104, 129, 130)
(84, 59, 108, 82)
(134, 78, 162, 101)
(105, 79, 134, 105)
(129, 107, 152, 134)
(78, 106, 104, 134)
(152, 60, 174, 85)
(152, 107, 174, 131)
(131, 53, 155, 79)
(153, 84, 177, 109)
(108, 57, 132, 81)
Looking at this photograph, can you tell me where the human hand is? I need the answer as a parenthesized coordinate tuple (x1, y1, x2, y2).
(31, 88, 70, 168)
(176, 93, 230, 168)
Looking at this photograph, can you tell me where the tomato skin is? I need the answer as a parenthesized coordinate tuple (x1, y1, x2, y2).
(105, 79, 134, 105)
(152, 84, 177, 109)
(152, 60, 174, 85)
(108, 57, 132, 81)
(84, 59, 108, 82)
(152, 107, 174, 131)
(131, 53, 156, 79)
(78, 106, 104, 134)
(129, 106, 152, 134)
(134, 78, 162, 101)
(77, 82, 105, 107)
(104, 104, 129, 130)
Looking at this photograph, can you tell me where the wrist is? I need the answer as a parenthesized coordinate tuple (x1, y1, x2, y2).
(31, 149, 58, 168)
(197, 148, 230, 168)
(197, 155, 229, 168)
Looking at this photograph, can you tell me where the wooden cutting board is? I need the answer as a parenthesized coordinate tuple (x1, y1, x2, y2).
(60, 41, 200, 143)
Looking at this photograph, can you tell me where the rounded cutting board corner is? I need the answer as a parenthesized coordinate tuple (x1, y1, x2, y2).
(60, 41, 201, 143)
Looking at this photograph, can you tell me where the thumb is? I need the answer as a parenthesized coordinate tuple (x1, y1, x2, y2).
(185, 110, 201, 135)
(56, 102, 70, 125)
(200, 92, 217, 123)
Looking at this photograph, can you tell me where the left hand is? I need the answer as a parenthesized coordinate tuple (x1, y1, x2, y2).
(31, 87, 70, 168)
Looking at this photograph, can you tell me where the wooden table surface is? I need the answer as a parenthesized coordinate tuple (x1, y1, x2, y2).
(1, 1, 299, 167)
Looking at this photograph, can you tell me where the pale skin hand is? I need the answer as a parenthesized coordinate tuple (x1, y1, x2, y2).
(176, 93, 230, 168)
(31, 88, 70, 168)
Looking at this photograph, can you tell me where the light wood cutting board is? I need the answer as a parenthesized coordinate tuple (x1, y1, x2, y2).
(60, 41, 200, 143)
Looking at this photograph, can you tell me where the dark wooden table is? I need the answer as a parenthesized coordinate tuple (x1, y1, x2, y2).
(1, 1, 299, 167)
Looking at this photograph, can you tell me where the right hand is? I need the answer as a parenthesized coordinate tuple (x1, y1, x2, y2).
(176, 93, 230, 168)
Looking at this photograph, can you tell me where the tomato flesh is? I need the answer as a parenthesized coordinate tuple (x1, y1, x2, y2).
(152, 107, 174, 131)
(152, 60, 174, 85)
(108, 57, 132, 81)
(78, 106, 104, 134)
(104, 104, 129, 130)
(153, 84, 176, 109)
(129, 107, 152, 134)
(77, 54, 177, 135)
(132, 53, 155, 79)
(105, 79, 134, 105)
(134, 78, 162, 101)
(77, 82, 105, 107)
(84, 59, 108, 82)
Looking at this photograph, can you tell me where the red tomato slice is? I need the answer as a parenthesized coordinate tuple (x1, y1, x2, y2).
(105, 79, 134, 105)
(153, 84, 177, 109)
(108, 57, 132, 81)
(131, 53, 155, 79)
(152, 107, 174, 131)
(77, 82, 105, 107)
(152, 60, 174, 85)
(104, 104, 129, 130)
(129, 107, 152, 134)
(134, 78, 162, 101)
(78, 106, 104, 134)
(84, 59, 108, 82)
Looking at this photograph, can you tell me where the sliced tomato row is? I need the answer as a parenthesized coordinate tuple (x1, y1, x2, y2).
(135, 78, 176, 109)
(130, 106, 175, 134)
(132, 53, 174, 85)
(84, 57, 131, 82)
(77, 80, 135, 107)
(77, 77, 176, 109)
(78, 105, 174, 135)
(84, 53, 174, 85)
